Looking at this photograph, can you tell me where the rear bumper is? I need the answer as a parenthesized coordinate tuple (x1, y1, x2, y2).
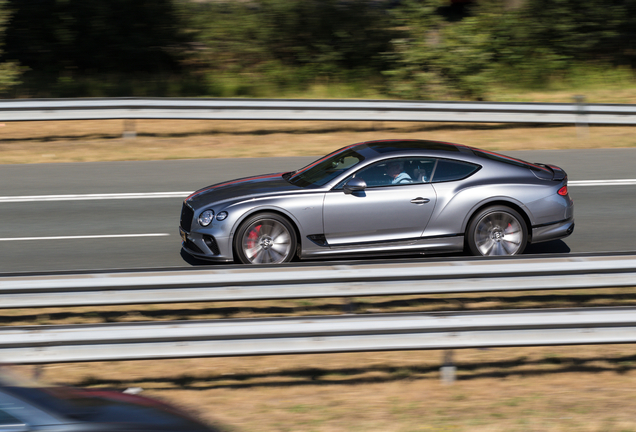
(530, 218, 575, 244)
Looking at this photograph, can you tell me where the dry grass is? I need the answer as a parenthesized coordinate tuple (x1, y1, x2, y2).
(11, 345, 636, 432)
(1, 119, 635, 164)
(495, 86, 636, 104)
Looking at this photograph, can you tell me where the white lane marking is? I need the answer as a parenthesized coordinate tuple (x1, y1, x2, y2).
(0, 192, 191, 203)
(0, 233, 170, 242)
(569, 179, 636, 186)
(0, 179, 634, 203)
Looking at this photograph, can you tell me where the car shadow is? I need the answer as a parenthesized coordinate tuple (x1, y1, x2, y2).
(180, 249, 221, 266)
(524, 239, 571, 255)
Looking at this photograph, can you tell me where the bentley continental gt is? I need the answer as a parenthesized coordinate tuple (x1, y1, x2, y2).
(180, 140, 574, 264)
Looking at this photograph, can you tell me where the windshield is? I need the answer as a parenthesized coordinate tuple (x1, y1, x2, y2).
(287, 147, 365, 187)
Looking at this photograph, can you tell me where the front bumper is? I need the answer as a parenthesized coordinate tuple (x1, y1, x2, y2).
(180, 227, 234, 262)
(530, 218, 575, 244)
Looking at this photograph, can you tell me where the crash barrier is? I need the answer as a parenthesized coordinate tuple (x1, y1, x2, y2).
(1, 307, 636, 364)
(0, 97, 634, 125)
(1, 255, 635, 309)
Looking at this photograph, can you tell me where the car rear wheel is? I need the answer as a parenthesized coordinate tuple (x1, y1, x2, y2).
(467, 206, 527, 256)
(234, 213, 297, 264)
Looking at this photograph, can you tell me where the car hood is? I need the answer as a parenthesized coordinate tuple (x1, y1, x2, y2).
(186, 172, 302, 207)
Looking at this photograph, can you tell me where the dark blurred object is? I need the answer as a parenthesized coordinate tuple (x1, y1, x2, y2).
(0, 366, 219, 432)
(3, 0, 183, 75)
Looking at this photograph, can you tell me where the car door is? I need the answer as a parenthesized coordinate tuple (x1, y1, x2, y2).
(323, 158, 437, 246)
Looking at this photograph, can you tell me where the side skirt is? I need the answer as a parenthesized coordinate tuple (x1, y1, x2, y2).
(301, 235, 464, 258)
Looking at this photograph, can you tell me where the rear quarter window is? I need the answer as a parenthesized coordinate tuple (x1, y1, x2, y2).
(431, 159, 480, 183)
(0, 408, 24, 425)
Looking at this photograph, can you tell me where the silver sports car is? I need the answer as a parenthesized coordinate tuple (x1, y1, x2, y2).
(180, 140, 574, 264)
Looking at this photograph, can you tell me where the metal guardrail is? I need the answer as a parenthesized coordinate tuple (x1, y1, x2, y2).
(1, 97, 636, 124)
(2, 307, 636, 364)
(1, 255, 635, 365)
(1, 255, 635, 308)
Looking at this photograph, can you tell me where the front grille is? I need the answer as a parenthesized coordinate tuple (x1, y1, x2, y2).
(180, 202, 194, 232)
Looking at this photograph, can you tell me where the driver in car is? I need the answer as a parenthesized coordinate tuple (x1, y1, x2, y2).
(386, 160, 412, 184)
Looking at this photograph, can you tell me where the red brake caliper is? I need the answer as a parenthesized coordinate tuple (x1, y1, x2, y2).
(246, 224, 261, 249)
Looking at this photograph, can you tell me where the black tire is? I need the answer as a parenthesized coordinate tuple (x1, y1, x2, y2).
(234, 212, 297, 264)
(466, 205, 528, 256)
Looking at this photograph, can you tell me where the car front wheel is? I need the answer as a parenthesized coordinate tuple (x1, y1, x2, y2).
(467, 206, 527, 256)
(234, 213, 297, 264)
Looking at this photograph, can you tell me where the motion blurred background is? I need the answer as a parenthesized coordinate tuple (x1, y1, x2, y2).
(1, 0, 636, 102)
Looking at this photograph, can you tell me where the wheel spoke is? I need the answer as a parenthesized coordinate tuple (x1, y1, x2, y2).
(261, 249, 272, 264)
(258, 221, 273, 237)
(272, 231, 290, 245)
(244, 245, 261, 260)
(252, 248, 265, 264)
(269, 224, 284, 240)
(501, 239, 518, 254)
(267, 247, 284, 263)
(482, 241, 495, 256)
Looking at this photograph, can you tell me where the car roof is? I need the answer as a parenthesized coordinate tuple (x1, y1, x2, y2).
(359, 139, 471, 155)
(354, 139, 551, 173)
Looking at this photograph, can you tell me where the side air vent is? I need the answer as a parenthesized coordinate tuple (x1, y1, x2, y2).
(307, 234, 328, 247)
(184, 239, 203, 254)
(203, 235, 221, 255)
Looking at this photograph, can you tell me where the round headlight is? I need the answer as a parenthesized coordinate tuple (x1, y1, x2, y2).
(216, 211, 228, 221)
(198, 209, 214, 227)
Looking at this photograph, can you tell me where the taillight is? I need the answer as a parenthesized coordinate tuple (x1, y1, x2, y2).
(558, 185, 568, 196)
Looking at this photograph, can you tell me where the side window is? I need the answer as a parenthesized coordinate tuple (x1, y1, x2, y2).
(0, 408, 25, 427)
(340, 157, 436, 188)
(431, 159, 480, 183)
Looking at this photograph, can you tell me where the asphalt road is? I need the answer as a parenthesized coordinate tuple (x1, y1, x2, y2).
(1, 149, 635, 273)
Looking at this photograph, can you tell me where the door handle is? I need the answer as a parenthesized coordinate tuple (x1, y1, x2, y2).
(410, 197, 430, 205)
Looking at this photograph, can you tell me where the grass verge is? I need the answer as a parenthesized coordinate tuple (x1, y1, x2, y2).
(0, 119, 635, 164)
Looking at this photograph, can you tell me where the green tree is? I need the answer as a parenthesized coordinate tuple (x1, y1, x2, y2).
(484, 0, 625, 86)
(0, 0, 21, 94)
(184, 0, 395, 94)
(385, 0, 636, 99)
(384, 0, 493, 100)
(4, 0, 183, 75)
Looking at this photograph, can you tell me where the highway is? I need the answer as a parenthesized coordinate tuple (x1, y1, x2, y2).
(1, 148, 635, 273)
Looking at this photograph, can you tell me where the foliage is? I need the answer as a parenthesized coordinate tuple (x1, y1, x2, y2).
(385, 0, 636, 100)
(180, 0, 395, 96)
(2, 0, 636, 99)
(0, 0, 21, 94)
(4, 0, 184, 74)
(482, 0, 627, 88)
(384, 0, 494, 100)
(2, 0, 188, 97)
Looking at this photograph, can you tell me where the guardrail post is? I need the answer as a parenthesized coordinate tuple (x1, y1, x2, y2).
(574, 95, 588, 139)
(123, 119, 137, 139)
(33, 365, 43, 380)
(440, 350, 456, 384)
(343, 298, 356, 314)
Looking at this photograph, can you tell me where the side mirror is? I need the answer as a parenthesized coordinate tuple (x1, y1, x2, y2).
(343, 177, 367, 194)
